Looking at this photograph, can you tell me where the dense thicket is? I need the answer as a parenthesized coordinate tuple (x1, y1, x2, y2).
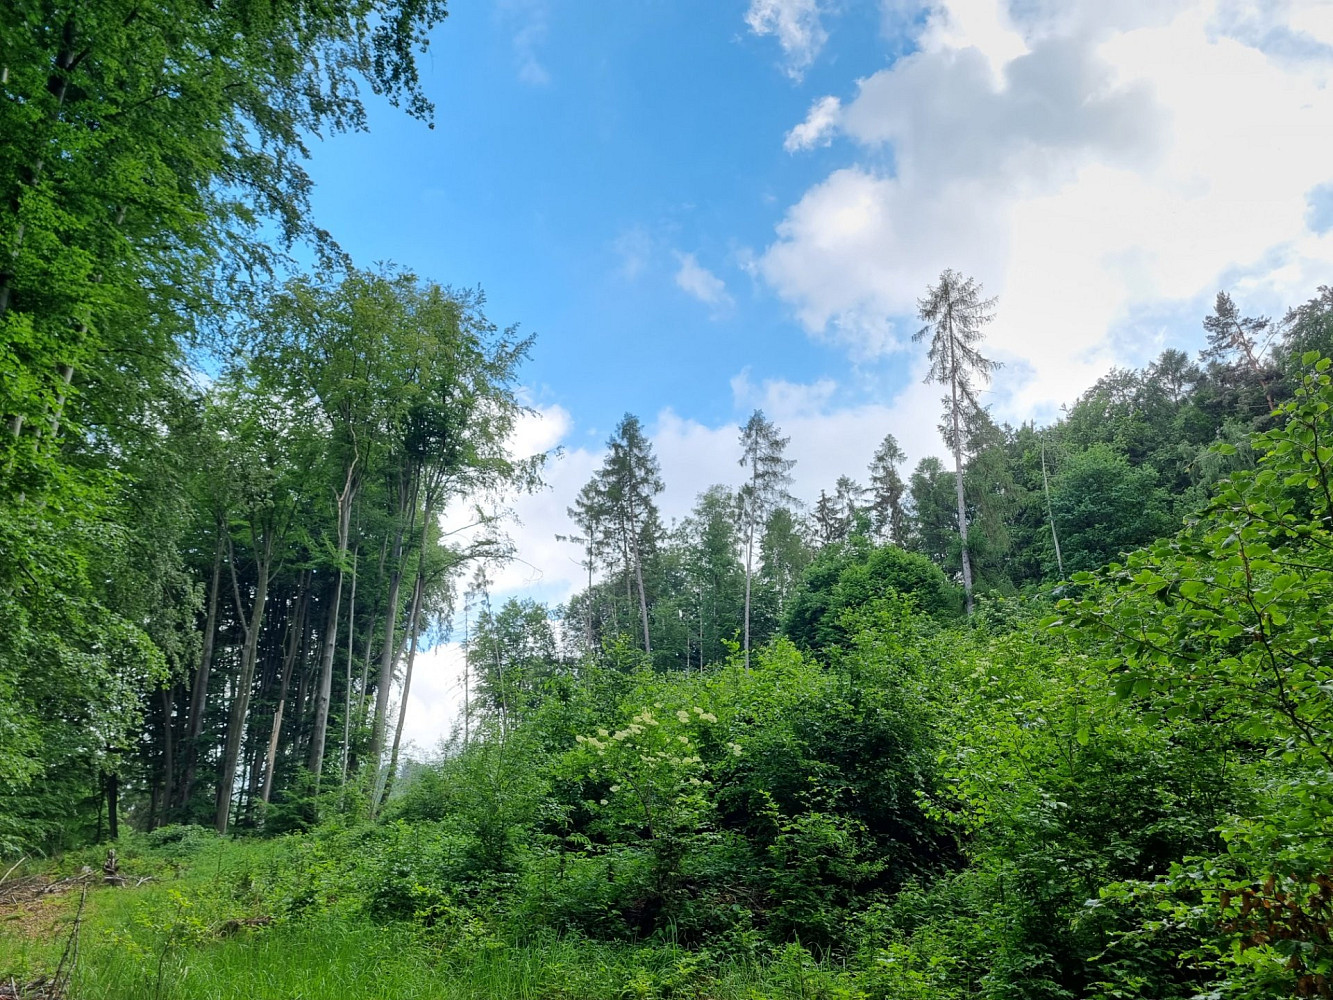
(392, 347, 1333, 999)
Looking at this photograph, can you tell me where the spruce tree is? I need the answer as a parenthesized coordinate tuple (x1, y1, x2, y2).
(914, 269, 1000, 615)
(737, 411, 795, 669)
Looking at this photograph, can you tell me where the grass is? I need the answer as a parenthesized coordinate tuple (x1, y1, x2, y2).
(0, 835, 863, 1000)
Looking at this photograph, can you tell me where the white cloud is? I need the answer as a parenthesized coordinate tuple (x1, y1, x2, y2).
(731, 369, 839, 416)
(674, 252, 734, 310)
(745, 0, 830, 80)
(400, 641, 467, 754)
(785, 95, 843, 152)
(498, 0, 551, 85)
(917, 0, 1027, 76)
(756, 0, 1333, 412)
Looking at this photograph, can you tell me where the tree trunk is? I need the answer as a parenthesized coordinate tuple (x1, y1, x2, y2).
(180, 526, 224, 810)
(340, 549, 358, 787)
(160, 686, 174, 823)
(950, 374, 974, 615)
(215, 535, 274, 835)
(629, 519, 651, 654)
(370, 527, 406, 765)
(306, 571, 342, 781)
(383, 569, 424, 807)
(261, 582, 309, 806)
(106, 772, 119, 841)
(307, 469, 356, 783)
(1041, 435, 1065, 580)
(742, 525, 754, 671)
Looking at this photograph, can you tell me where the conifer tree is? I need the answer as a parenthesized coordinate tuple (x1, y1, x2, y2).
(737, 411, 795, 669)
(914, 269, 1000, 615)
(1203, 291, 1275, 412)
(596, 415, 664, 654)
(868, 434, 909, 546)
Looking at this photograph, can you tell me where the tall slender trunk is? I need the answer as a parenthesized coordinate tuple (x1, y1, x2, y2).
(370, 527, 406, 765)
(216, 534, 274, 835)
(742, 525, 754, 671)
(584, 543, 595, 651)
(308, 468, 357, 783)
(630, 525, 651, 654)
(950, 372, 974, 615)
(181, 528, 224, 810)
(1041, 434, 1065, 580)
(159, 686, 174, 824)
(306, 572, 342, 780)
(384, 569, 425, 806)
(340, 549, 358, 787)
(357, 607, 376, 729)
(357, 534, 389, 727)
(261, 582, 309, 806)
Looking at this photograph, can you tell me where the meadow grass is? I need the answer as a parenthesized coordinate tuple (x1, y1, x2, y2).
(0, 837, 844, 1000)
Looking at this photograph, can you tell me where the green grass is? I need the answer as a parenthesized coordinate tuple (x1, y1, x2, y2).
(0, 836, 872, 1000)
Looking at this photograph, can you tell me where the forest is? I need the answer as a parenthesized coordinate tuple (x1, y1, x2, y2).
(4, 1, 1333, 998)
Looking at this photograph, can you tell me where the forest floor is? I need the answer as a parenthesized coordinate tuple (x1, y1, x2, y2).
(0, 834, 846, 1000)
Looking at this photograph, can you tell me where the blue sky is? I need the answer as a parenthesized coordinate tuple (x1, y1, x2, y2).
(304, 2, 915, 434)
(292, 1, 1333, 748)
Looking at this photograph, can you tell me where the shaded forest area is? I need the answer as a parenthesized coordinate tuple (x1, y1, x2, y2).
(4, 2, 1333, 998)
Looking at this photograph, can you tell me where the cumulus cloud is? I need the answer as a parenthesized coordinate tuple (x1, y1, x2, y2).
(785, 95, 843, 152)
(674, 252, 734, 310)
(745, 0, 830, 80)
(756, 0, 1333, 412)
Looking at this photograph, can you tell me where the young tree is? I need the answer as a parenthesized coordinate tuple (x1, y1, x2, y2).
(597, 415, 664, 655)
(758, 507, 813, 615)
(680, 486, 746, 669)
(868, 434, 909, 546)
(813, 489, 845, 547)
(737, 411, 795, 668)
(913, 269, 1000, 615)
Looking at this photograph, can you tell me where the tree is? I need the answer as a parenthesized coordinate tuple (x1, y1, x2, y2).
(679, 486, 746, 669)
(738, 411, 796, 669)
(813, 490, 844, 547)
(783, 539, 959, 651)
(1047, 444, 1174, 575)
(367, 281, 537, 785)
(759, 507, 813, 617)
(212, 388, 300, 834)
(469, 598, 562, 725)
(868, 434, 909, 546)
(1202, 291, 1275, 412)
(913, 269, 1000, 614)
(597, 415, 664, 655)
(1067, 356, 1333, 994)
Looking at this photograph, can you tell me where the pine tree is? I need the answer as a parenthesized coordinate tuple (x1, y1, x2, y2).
(1202, 291, 1275, 412)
